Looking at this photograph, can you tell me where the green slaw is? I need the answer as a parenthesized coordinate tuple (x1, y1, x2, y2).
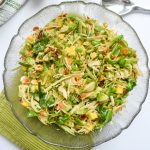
(18, 13, 140, 135)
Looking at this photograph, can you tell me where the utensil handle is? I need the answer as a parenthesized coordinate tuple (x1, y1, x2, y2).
(133, 6, 150, 14)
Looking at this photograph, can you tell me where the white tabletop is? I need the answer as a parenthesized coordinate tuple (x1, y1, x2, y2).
(0, 0, 150, 150)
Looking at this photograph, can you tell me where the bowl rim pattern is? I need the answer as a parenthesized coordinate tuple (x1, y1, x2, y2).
(3, 1, 150, 148)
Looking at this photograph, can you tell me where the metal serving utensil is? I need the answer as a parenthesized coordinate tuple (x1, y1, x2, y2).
(102, 0, 150, 16)
(0, 0, 6, 8)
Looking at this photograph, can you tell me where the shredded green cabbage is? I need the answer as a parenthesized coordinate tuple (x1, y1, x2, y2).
(18, 13, 140, 135)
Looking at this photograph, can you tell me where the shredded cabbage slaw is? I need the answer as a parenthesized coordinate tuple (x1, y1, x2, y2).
(18, 13, 140, 135)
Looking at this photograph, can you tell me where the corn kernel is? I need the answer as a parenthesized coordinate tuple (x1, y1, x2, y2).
(65, 46, 76, 57)
(90, 52, 97, 59)
(26, 35, 35, 43)
(87, 112, 98, 120)
(115, 86, 124, 94)
(85, 123, 94, 133)
(21, 101, 30, 107)
(58, 34, 65, 39)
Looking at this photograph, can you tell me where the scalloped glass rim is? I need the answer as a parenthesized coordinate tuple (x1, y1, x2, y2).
(3, 1, 149, 148)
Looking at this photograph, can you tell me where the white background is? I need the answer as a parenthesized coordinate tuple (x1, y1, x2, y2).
(0, 0, 150, 150)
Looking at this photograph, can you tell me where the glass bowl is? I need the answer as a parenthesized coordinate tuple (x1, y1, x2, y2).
(3, 1, 149, 148)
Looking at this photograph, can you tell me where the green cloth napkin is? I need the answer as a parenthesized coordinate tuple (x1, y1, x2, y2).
(0, 92, 90, 150)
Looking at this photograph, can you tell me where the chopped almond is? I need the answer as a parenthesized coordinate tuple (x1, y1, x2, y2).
(66, 57, 73, 65)
(33, 26, 40, 32)
(64, 68, 70, 75)
(80, 115, 86, 120)
(121, 48, 128, 55)
(81, 93, 89, 100)
(44, 28, 51, 34)
(111, 55, 118, 59)
(37, 30, 43, 40)
(34, 64, 44, 72)
(44, 47, 51, 53)
(56, 102, 64, 110)
(85, 123, 94, 134)
(20, 76, 30, 84)
(113, 103, 126, 113)
(84, 60, 88, 65)
(31, 79, 38, 85)
(71, 76, 81, 85)
(103, 47, 109, 53)
(39, 110, 48, 117)
(25, 50, 33, 57)
(99, 75, 105, 81)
